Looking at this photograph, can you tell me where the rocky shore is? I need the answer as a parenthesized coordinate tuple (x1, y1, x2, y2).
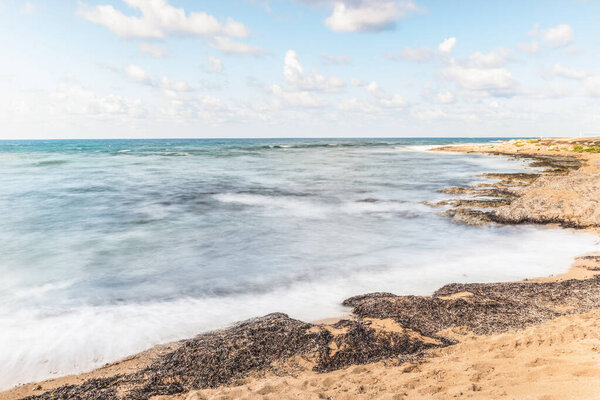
(5, 137, 600, 400)
(431, 137, 600, 230)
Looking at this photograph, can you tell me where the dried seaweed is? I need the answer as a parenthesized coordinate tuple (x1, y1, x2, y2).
(344, 277, 600, 336)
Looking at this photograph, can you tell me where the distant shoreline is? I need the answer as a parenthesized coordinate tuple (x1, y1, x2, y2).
(5, 137, 600, 400)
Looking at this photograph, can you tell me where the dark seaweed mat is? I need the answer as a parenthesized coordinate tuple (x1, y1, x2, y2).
(23, 312, 443, 399)
(344, 276, 600, 336)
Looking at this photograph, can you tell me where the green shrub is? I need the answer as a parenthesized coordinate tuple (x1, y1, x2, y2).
(571, 145, 600, 153)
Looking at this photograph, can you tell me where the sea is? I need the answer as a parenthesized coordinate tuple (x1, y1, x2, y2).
(1, 138, 598, 389)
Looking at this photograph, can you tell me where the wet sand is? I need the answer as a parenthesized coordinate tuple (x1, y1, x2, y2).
(4, 137, 600, 400)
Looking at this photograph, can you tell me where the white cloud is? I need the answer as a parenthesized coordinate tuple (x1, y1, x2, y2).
(526, 81, 571, 99)
(436, 91, 455, 104)
(159, 76, 191, 92)
(207, 36, 264, 56)
(78, 0, 262, 56)
(549, 64, 588, 80)
(324, 0, 418, 33)
(21, 2, 35, 14)
(517, 41, 540, 54)
(583, 76, 600, 97)
(395, 47, 433, 63)
(442, 61, 517, 95)
(125, 64, 151, 84)
(139, 43, 167, 58)
(120, 64, 190, 92)
(562, 45, 580, 55)
(49, 83, 145, 119)
(468, 47, 511, 69)
(438, 37, 456, 54)
(338, 98, 379, 113)
(261, 50, 347, 111)
(78, 0, 250, 39)
(283, 50, 345, 92)
(366, 81, 407, 108)
(270, 84, 325, 108)
(350, 77, 366, 87)
(321, 54, 352, 65)
(411, 108, 476, 121)
(204, 55, 224, 73)
(531, 24, 574, 48)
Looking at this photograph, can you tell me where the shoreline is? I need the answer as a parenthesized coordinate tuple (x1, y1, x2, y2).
(4, 137, 600, 400)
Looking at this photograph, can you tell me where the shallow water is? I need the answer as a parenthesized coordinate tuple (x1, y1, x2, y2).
(0, 138, 598, 389)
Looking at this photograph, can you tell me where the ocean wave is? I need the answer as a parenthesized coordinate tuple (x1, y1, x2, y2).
(1, 227, 597, 390)
(213, 193, 425, 219)
(31, 160, 69, 167)
(13, 280, 76, 299)
(213, 193, 329, 218)
(234, 142, 399, 152)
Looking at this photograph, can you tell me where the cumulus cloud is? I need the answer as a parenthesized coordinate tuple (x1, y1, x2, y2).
(124, 64, 151, 84)
(78, 0, 250, 39)
(78, 0, 262, 56)
(207, 36, 264, 56)
(139, 43, 167, 58)
(436, 91, 455, 104)
(120, 64, 191, 92)
(390, 47, 433, 63)
(338, 98, 379, 113)
(203, 55, 224, 73)
(526, 81, 571, 99)
(49, 82, 145, 119)
(323, 0, 419, 33)
(442, 60, 517, 96)
(159, 76, 191, 92)
(517, 41, 540, 54)
(366, 81, 407, 108)
(270, 84, 325, 108)
(583, 76, 600, 97)
(531, 24, 574, 48)
(548, 64, 589, 80)
(438, 37, 456, 54)
(468, 47, 511, 69)
(158, 93, 248, 125)
(283, 50, 345, 92)
(262, 50, 346, 111)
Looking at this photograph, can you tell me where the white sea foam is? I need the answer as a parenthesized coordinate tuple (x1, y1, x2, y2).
(0, 227, 597, 389)
(213, 193, 425, 218)
(213, 193, 330, 218)
(395, 145, 440, 152)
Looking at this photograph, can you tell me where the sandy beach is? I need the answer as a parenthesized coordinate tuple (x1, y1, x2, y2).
(5, 137, 600, 400)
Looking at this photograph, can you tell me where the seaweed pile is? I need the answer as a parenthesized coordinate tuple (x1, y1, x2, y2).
(345, 275, 600, 336)
(22, 313, 444, 399)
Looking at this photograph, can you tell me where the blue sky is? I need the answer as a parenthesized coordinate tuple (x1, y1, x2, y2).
(1, 0, 599, 138)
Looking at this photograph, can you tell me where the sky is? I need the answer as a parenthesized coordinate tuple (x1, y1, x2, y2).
(1, 0, 600, 139)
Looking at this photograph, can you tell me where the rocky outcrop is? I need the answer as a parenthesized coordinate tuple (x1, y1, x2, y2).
(432, 138, 600, 229)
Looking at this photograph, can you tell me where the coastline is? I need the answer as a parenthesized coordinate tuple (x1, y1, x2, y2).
(4, 137, 600, 400)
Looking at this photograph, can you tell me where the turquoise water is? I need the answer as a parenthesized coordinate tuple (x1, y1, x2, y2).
(0, 138, 597, 388)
